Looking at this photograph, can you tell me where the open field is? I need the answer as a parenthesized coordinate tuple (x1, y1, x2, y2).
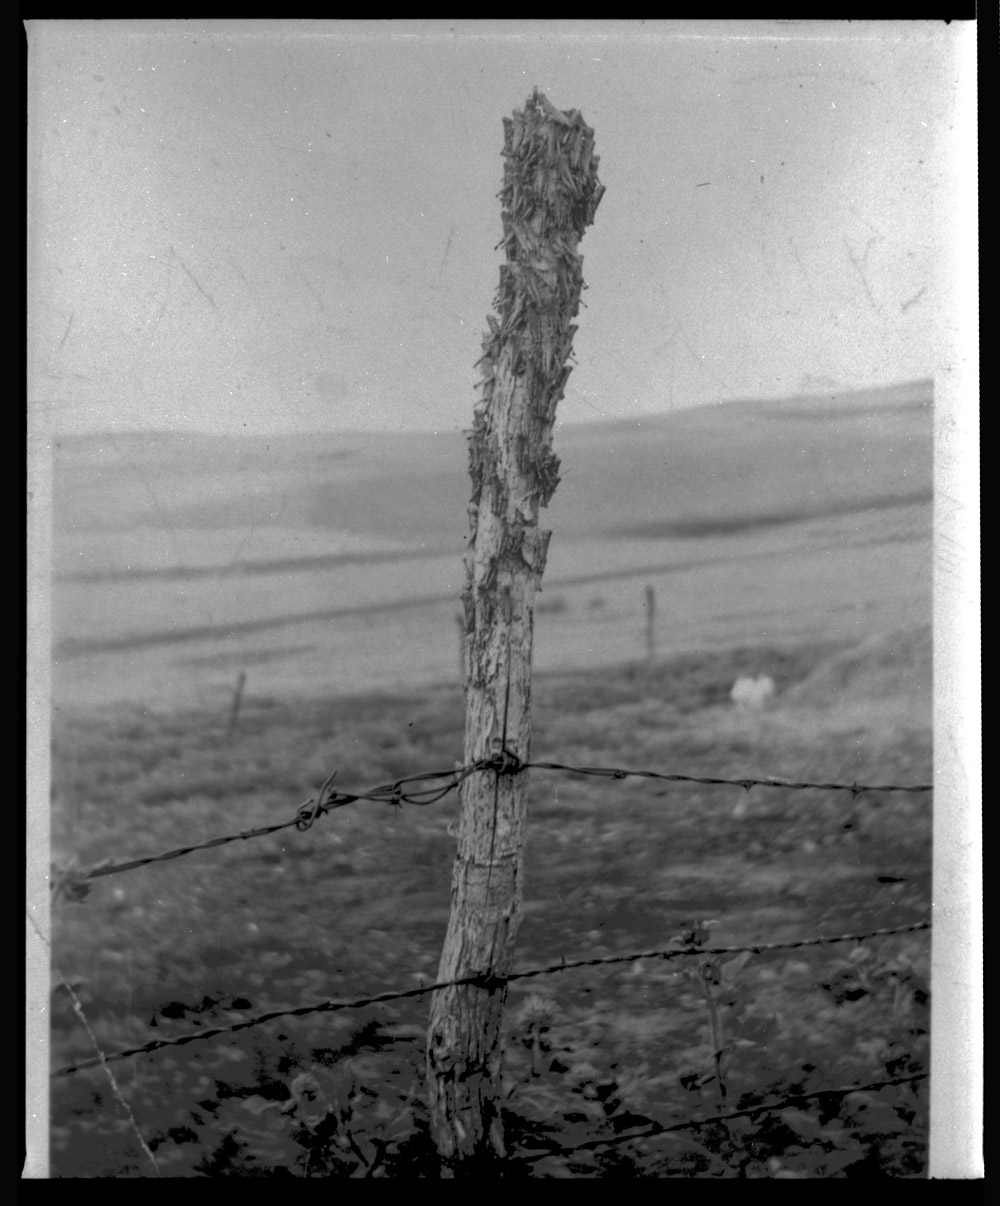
(44, 380, 933, 1175)
(49, 636, 932, 1176)
(50, 379, 932, 712)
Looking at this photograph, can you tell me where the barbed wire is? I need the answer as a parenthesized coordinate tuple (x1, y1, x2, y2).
(52, 919, 929, 1077)
(50, 763, 478, 896)
(525, 758, 933, 795)
(52, 751, 932, 894)
(514, 1072, 928, 1165)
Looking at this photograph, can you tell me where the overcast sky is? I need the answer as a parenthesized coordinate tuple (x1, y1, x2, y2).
(28, 19, 974, 436)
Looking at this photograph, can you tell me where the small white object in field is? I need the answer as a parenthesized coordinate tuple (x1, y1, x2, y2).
(730, 674, 776, 710)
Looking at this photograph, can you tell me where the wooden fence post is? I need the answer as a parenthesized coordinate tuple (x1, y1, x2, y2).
(645, 583, 657, 664)
(426, 89, 603, 1174)
(224, 670, 247, 744)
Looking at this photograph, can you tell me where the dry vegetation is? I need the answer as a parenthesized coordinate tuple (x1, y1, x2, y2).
(49, 633, 931, 1177)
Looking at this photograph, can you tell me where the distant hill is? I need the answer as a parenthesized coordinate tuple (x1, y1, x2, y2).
(52, 378, 932, 561)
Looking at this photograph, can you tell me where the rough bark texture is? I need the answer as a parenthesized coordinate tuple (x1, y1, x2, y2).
(426, 89, 603, 1174)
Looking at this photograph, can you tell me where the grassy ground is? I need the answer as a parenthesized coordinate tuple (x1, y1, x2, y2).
(48, 638, 931, 1177)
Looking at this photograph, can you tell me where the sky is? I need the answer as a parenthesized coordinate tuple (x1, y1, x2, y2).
(27, 19, 975, 436)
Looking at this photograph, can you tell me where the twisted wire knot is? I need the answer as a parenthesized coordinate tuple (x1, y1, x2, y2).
(482, 746, 524, 776)
(295, 771, 341, 831)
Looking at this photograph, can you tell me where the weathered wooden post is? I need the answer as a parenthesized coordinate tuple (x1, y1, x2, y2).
(426, 89, 603, 1173)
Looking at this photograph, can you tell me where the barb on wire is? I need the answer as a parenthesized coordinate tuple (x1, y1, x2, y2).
(52, 919, 929, 1077)
(515, 1072, 928, 1165)
(294, 769, 343, 831)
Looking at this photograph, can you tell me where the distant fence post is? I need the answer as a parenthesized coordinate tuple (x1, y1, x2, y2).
(645, 583, 656, 663)
(426, 89, 603, 1174)
(224, 670, 247, 744)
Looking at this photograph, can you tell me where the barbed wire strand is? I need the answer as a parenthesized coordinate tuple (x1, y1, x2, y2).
(52, 764, 473, 891)
(28, 912, 160, 1175)
(55, 753, 932, 890)
(52, 919, 929, 1077)
(525, 759, 933, 795)
(515, 1072, 928, 1165)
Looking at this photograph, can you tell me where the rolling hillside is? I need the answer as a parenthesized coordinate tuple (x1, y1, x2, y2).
(53, 378, 932, 574)
(47, 379, 933, 709)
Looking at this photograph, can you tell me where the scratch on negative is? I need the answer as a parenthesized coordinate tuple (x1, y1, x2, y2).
(171, 246, 217, 309)
(438, 223, 455, 283)
(901, 285, 927, 314)
(843, 235, 882, 314)
(58, 312, 74, 351)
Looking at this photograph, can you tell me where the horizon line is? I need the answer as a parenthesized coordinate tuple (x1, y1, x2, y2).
(39, 376, 934, 442)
